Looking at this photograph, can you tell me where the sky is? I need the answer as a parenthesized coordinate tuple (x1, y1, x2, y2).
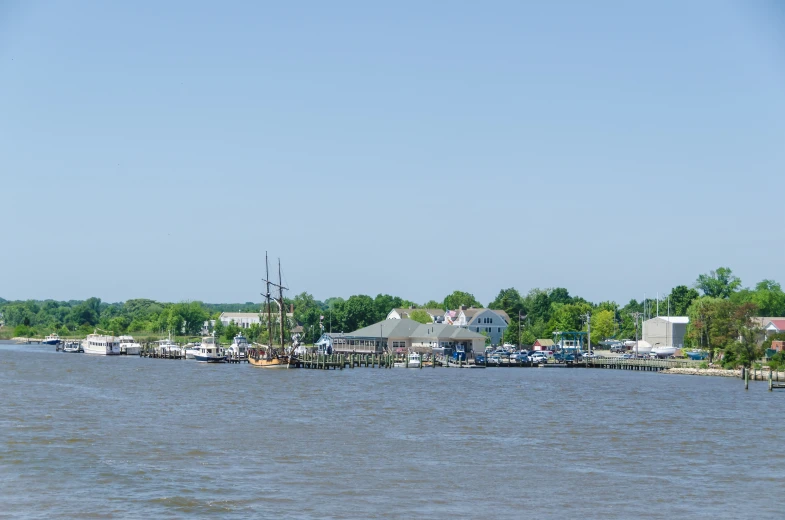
(1, 1, 784, 306)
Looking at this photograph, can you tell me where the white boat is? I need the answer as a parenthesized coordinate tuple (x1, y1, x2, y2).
(82, 334, 121, 355)
(118, 335, 141, 356)
(43, 333, 62, 345)
(394, 351, 421, 368)
(62, 341, 83, 353)
(193, 336, 226, 363)
(651, 345, 677, 358)
(156, 334, 184, 357)
(630, 340, 653, 355)
(227, 334, 249, 360)
(184, 342, 201, 359)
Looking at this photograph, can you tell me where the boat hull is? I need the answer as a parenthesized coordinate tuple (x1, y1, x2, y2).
(83, 346, 120, 355)
(248, 355, 297, 368)
(194, 354, 226, 363)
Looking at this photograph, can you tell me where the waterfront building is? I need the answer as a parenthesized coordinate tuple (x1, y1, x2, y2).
(451, 306, 510, 346)
(336, 319, 486, 355)
(642, 316, 689, 348)
(387, 305, 509, 345)
(762, 319, 785, 338)
(532, 338, 555, 351)
(386, 307, 446, 322)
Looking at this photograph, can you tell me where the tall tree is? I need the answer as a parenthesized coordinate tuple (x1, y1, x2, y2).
(443, 291, 481, 310)
(408, 309, 432, 324)
(590, 309, 616, 342)
(695, 267, 741, 299)
(343, 295, 377, 332)
(489, 288, 525, 316)
(668, 285, 699, 315)
(751, 280, 785, 316)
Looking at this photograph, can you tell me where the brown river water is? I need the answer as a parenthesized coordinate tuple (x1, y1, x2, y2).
(1, 341, 784, 519)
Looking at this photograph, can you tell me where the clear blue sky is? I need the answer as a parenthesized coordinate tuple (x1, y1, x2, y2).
(2, 1, 784, 305)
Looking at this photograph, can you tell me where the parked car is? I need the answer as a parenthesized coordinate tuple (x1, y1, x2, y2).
(530, 352, 547, 364)
(474, 353, 486, 364)
(620, 353, 634, 359)
(610, 344, 626, 353)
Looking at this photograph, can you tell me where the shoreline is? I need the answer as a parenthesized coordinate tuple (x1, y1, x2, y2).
(660, 367, 740, 377)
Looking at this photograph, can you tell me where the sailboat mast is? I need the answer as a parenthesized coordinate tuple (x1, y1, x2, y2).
(266, 252, 272, 348)
(278, 259, 285, 350)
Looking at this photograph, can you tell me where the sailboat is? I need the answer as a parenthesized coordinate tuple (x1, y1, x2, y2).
(249, 253, 299, 369)
(651, 296, 677, 358)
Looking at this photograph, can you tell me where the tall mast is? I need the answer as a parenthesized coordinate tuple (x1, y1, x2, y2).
(278, 258, 285, 349)
(265, 252, 272, 348)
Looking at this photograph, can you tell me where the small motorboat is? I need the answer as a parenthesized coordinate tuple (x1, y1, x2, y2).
(63, 341, 83, 353)
(394, 351, 421, 368)
(184, 343, 201, 359)
(193, 336, 226, 363)
(227, 334, 249, 360)
(118, 335, 141, 356)
(43, 333, 62, 346)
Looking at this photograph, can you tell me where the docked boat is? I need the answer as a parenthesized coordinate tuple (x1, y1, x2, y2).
(687, 350, 708, 360)
(156, 335, 184, 358)
(62, 341, 83, 353)
(193, 336, 226, 363)
(227, 334, 249, 360)
(118, 335, 141, 356)
(248, 345, 295, 368)
(82, 333, 121, 355)
(43, 333, 62, 345)
(248, 254, 299, 369)
(184, 342, 201, 359)
(394, 351, 421, 368)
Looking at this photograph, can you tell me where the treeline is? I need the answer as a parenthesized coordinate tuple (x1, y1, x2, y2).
(2, 267, 784, 367)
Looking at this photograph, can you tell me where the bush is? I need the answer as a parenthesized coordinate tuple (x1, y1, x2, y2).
(768, 351, 785, 371)
(13, 324, 31, 337)
(699, 361, 709, 369)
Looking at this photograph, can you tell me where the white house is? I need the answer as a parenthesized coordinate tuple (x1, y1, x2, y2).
(219, 310, 294, 329)
(450, 306, 510, 346)
(386, 307, 446, 322)
(642, 316, 689, 348)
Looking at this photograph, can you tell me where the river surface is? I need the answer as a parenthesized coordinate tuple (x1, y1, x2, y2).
(1, 341, 784, 519)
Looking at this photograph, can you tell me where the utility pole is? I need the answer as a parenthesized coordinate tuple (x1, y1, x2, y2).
(630, 311, 643, 358)
(518, 312, 527, 351)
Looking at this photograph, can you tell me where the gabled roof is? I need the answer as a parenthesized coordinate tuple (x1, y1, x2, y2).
(345, 319, 485, 341)
(391, 308, 445, 318)
(766, 319, 785, 331)
(461, 308, 510, 324)
(534, 338, 554, 347)
(346, 319, 423, 339)
(411, 323, 485, 340)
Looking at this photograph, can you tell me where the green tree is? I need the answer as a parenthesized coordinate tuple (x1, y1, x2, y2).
(590, 309, 616, 342)
(443, 290, 481, 310)
(343, 295, 376, 331)
(170, 301, 209, 335)
(668, 285, 699, 315)
(408, 309, 432, 324)
(548, 302, 591, 333)
(751, 280, 785, 316)
(422, 300, 442, 309)
(695, 267, 741, 299)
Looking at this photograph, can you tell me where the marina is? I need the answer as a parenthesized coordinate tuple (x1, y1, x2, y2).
(2, 340, 784, 519)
